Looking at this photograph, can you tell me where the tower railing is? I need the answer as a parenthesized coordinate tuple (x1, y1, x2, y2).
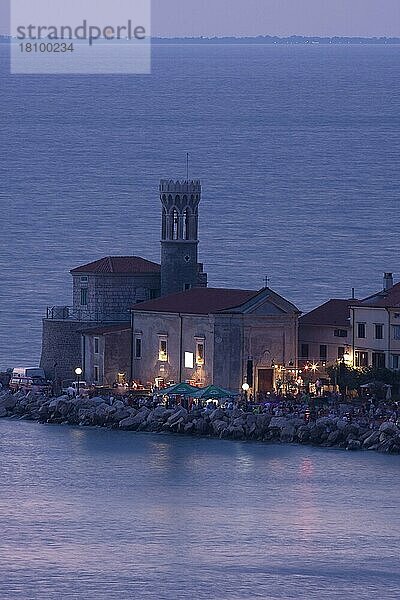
(45, 306, 130, 323)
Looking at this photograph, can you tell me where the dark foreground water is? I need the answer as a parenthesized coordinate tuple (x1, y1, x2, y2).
(0, 420, 399, 599)
(1, 44, 400, 367)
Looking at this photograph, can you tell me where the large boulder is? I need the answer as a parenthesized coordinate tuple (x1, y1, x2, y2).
(363, 431, 380, 449)
(0, 392, 17, 410)
(379, 422, 399, 436)
(209, 408, 226, 422)
(119, 407, 149, 430)
(167, 407, 188, 427)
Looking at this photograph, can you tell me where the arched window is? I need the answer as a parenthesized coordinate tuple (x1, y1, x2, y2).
(172, 208, 179, 240)
(183, 208, 190, 240)
(162, 208, 167, 240)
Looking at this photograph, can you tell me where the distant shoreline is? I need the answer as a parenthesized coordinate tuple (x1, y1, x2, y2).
(1, 35, 400, 45)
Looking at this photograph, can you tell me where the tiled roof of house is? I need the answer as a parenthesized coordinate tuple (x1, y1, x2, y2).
(360, 282, 400, 308)
(132, 287, 259, 315)
(80, 323, 131, 336)
(300, 299, 361, 328)
(70, 256, 160, 275)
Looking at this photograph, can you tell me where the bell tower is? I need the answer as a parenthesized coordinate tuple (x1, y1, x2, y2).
(160, 179, 207, 296)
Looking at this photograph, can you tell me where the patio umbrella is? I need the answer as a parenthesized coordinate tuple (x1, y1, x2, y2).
(161, 382, 199, 396)
(193, 384, 239, 400)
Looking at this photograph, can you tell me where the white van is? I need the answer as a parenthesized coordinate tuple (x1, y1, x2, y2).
(12, 367, 46, 380)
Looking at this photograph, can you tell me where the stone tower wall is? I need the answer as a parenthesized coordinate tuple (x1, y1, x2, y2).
(160, 180, 207, 296)
(40, 319, 84, 382)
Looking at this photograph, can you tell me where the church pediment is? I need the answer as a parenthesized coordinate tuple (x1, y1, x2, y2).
(222, 288, 300, 316)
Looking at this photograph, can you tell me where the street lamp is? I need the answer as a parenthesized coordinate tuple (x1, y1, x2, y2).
(75, 367, 82, 396)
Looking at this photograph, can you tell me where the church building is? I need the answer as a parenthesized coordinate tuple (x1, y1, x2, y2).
(41, 177, 300, 393)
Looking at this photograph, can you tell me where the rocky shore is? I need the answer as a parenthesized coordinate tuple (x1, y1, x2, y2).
(1, 389, 400, 454)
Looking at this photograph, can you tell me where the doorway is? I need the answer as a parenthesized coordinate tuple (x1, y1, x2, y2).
(257, 368, 274, 393)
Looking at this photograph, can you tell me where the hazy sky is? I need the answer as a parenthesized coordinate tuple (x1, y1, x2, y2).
(1, 0, 400, 36)
(153, 0, 400, 37)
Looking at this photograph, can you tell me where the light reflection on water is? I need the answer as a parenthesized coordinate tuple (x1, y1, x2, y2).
(0, 421, 399, 599)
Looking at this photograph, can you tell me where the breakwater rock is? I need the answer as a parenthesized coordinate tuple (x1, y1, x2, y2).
(1, 389, 399, 454)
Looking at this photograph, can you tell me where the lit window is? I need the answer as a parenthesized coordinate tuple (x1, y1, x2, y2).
(375, 324, 384, 340)
(80, 288, 88, 306)
(196, 341, 205, 365)
(357, 323, 366, 338)
(135, 337, 142, 359)
(355, 351, 368, 368)
(158, 337, 168, 362)
(184, 352, 194, 368)
(94, 337, 99, 354)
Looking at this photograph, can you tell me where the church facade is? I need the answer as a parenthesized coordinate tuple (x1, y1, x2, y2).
(41, 177, 300, 392)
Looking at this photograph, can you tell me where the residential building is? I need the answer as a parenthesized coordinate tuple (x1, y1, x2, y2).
(299, 299, 358, 371)
(351, 273, 400, 370)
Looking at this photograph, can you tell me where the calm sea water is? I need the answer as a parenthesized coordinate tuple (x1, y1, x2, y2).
(1, 44, 400, 368)
(0, 420, 398, 599)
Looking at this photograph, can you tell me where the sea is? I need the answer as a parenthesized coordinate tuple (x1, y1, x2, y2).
(0, 420, 398, 599)
(1, 43, 400, 368)
(1, 44, 400, 597)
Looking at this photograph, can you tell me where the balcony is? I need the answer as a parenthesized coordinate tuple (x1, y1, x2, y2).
(45, 306, 130, 323)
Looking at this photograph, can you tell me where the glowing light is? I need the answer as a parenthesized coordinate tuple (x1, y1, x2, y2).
(242, 383, 250, 392)
(75, 367, 82, 376)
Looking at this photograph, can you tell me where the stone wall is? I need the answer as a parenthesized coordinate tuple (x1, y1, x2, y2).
(72, 273, 161, 319)
(132, 312, 214, 388)
(40, 319, 85, 382)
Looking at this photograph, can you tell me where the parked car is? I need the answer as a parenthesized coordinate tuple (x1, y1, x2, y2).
(9, 376, 51, 393)
(12, 367, 46, 380)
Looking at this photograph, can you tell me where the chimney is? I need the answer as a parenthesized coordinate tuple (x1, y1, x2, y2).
(383, 272, 394, 291)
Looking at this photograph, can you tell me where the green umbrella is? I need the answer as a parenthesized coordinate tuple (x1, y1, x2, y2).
(161, 382, 199, 396)
(193, 384, 239, 400)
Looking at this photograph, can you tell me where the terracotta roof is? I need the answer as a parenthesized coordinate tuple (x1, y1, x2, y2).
(71, 256, 160, 275)
(300, 299, 361, 328)
(80, 324, 131, 336)
(360, 282, 400, 308)
(132, 287, 259, 315)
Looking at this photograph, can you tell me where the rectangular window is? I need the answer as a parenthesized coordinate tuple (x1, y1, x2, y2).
(319, 345, 327, 361)
(392, 355, 400, 370)
(158, 337, 168, 362)
(150, 289, 159, 300)
(94, 337, 99, 354)
(334, 329, 348, 338)
(80, 288, 88, 306)
(372, 352, 386, 369)
(94, 366, 99, 383)
(393, 325, 400, 340)
(196, 341, 205, 365)
(375, 324, 384, 340)
(184, 283, 191, 291)
(80, 276, 88, 283)
(135, 337, 142, 359)
(300, 344, 309, 359)
(184, 352, 194, 368)
(355, 351, 369, 368)
(338, 346, 345, 359)
(357, 323, 366, 339)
